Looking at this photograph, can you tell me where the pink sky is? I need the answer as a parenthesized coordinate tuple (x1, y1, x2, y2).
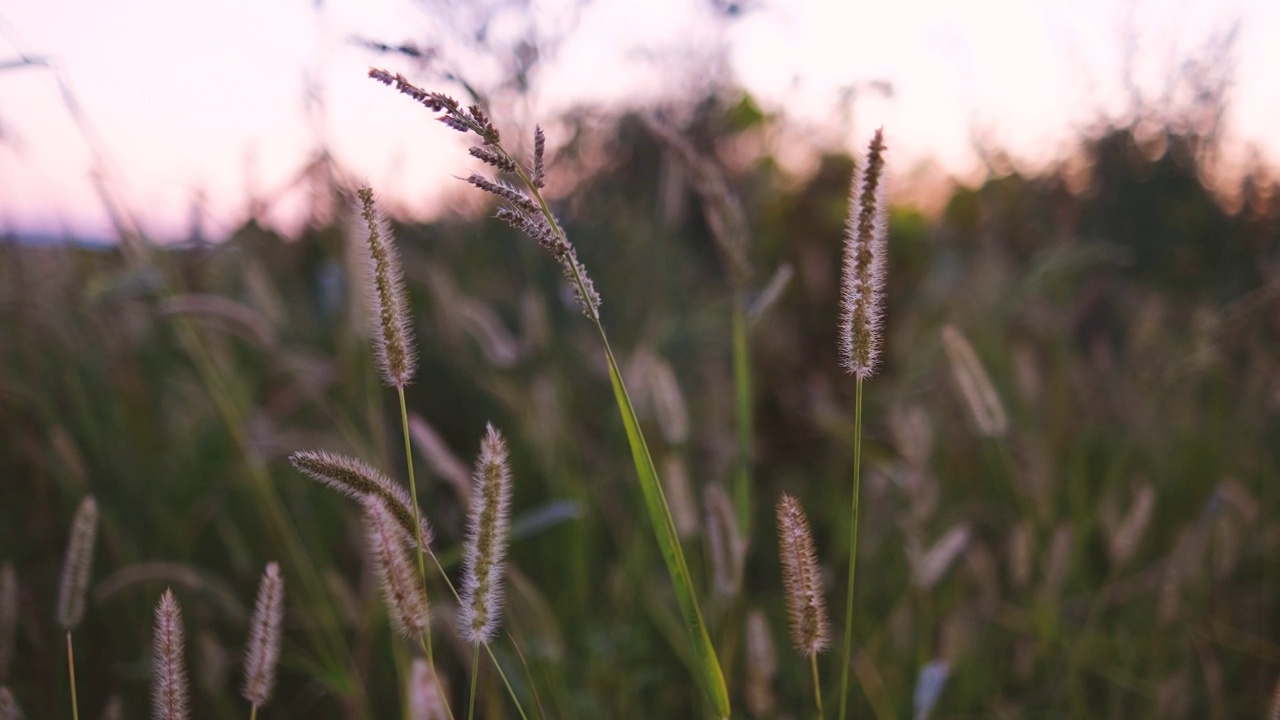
(1, 0, 1277, 241)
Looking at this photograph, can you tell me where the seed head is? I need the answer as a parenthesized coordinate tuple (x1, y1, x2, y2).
(409, 658, 450, 720)
(152, 589, 190, 720)
(357, 186, 416, 388)
(532, 126, 547, 189)
(775, 494, 829, 657)
(704, 484, 746, 598)
(839, 128, 888, 378)
(365, 499, 429, 639)
(290, 450, 433, 550)
(57, 496, 99, 631)
(941, 325, 1008, 437)
(459, 424, 514, 645)
(242, 562, 285, 709)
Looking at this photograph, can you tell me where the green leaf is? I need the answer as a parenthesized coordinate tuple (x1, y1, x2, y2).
(602, 341, 731, 719)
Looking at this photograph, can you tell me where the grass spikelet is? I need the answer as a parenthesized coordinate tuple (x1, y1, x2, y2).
(532, 126, 546, 189)
(289, 450, 433, 550)
(0, 562, 16, 680)
(910, 524, 972, 590)
(776, 494, 829, 657)
(242, 562, 285, 710)
(57, 496, 99, 631)
(459, 424, 514, 645)
(409, 658, 450, 720)
(839, 128, 888, 378)
(941, 325, 1008, 437)
(152, 589, 189, 720)
(1107, 483, 1155, 570)
(357, 185, 416, 389)
(744, 609, 778, 718)
(0, 686, 17, 720)
(364, 499, 429, 640)
(704, 484, 746, 598)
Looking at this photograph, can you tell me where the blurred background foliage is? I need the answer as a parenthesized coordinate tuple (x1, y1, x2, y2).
(2, 15, 1280, 719)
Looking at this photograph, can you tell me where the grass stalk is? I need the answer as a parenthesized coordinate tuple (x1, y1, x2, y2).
(812, 653, 824, 720)
(467, 647, 479, 720)
(67, 632, 79, 720)
(730, 293, 754, 537)
(837, 376, 865, 720)
(397, 386, 434, 660)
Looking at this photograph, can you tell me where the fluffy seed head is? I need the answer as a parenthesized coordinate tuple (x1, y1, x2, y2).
(910, 524, 972, 590)
(704, 484, 747, 598)
(409, 658, 451, 720)
(744, 609, 778, 718)
(775, 494, 829, 656)
(941, 325, 1008, 437)
(459, 424, 514, 645)
(365, 500, 429, 639)
(290, 450, 433, 550)
(0, 686, 18, 720)
(152, 589, 190, 720)
(1107, 483, 1155, 570)
(57, 496, 99, 631)
(839, 128, 889, 378)
(532, 126, 547, 189)
(0, 561, 16, 679)
(242, 562, 285, 708)
(357, 186, 416, 388)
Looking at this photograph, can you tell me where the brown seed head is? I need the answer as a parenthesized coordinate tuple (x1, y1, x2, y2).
(57, 496, 99, 631)
(365, 500, 429, 639)
(152, 589, 190, 720)
(290, 450, 433, 550)
(459, 424, 514, 645)
(242, 562, 285, 708)
(775, 494, 829, 656)
(839, 128, 888, 378)
(357, 186, 416, 388)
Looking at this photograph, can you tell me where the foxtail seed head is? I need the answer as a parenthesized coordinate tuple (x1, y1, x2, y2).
(152, 589, 190, 720)
(365, 499, 429, 639)
(290, 450, 433, 550)
(57, 496, 99, 631)
(242, 562, 285, 709)
(357, 186, 416, 388)
(409, 658, 451, 720)
(839, 128, 888, 378)
(940, 325, 1008, 437)
(775, 494, 829, 657)
(459, 424, 514, 645)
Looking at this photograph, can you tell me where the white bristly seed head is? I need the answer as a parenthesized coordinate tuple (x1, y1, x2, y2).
(459, 424, 514, 645)
(57, 496, 99, 631)
(242, 562, 285, 708)
(839, 128, 888, 379)
(152, 589, 190, 720)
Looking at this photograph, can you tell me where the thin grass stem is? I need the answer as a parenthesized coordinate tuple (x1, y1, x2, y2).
(812, 653, 824, 720)
(67, 632, 79, 720)
(467, 647, 479, 720)
(249, 707, 257, 720)
(838, 376, 865, 720)
(398, 386, 434, 662)
(730, 294, 754, 537)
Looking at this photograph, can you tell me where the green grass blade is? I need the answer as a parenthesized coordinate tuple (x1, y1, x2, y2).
(601, 340, 731, 718)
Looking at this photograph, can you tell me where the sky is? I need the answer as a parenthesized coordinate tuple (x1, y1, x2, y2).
(1, 0, 1277, 241)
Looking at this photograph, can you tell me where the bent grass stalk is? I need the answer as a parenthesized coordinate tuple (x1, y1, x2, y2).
(369, 69, 729, 718)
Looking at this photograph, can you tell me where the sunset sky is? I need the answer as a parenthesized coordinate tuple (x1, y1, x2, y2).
(2, 0, 1277, 241)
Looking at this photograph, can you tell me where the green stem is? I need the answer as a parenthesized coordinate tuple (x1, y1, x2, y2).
(67, 632, 80, 720)
(730, 294, 754, 537)
(837, 376, 865, 720)
(397, 386, 434, 662)
(467, 647, 480, 720)
(812, 653, 825, 720)
(250, 706, 258, 720)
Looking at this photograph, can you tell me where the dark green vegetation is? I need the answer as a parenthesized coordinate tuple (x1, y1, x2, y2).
(2, 90, 1279, 718)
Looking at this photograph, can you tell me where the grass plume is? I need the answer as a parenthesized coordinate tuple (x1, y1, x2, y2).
(357, 185, 416, 389)
(459, 424, 514, 646)
(776, 494, 829, 657)
(289, 450, 433, 550)
(941, 324, 1008, 437)
(364, 499, 429, 640)
(839, 128, 888, 380)
(152, 589, 190, 720)
(242, 562, 285, 712)
(57, 496, 98, 631)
